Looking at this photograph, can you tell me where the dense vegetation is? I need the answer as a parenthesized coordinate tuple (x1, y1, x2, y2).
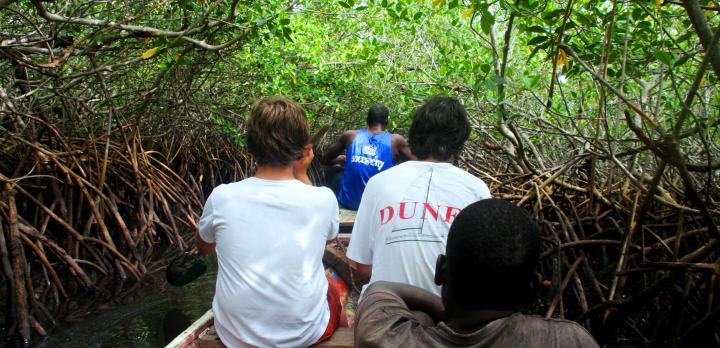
(1, 0, 718, 346)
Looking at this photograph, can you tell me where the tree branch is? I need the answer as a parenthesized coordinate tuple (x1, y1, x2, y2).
(682, 0, 720, 79)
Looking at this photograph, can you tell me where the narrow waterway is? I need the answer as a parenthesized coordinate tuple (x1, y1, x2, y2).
(36, 258, 217, 348)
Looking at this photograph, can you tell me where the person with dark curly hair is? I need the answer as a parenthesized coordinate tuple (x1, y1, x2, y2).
(354, 199, 600, 347)
(196, 97, 345, 347)
(347, 96, 491, 296)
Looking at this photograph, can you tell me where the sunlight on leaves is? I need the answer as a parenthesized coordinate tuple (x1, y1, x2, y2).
(555, 48, 568, 69)
(141, 47, 159, 59)
(462, 6, 475, 18)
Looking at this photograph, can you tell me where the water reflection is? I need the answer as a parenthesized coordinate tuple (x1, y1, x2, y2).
(162, 309, 192, 346)
(36, 258, 217, 348)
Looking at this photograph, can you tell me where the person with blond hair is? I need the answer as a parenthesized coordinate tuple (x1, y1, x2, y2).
(196, 96, 344, 347)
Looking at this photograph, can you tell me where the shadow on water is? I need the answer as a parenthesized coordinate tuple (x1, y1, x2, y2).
(35, 258, 217, 348)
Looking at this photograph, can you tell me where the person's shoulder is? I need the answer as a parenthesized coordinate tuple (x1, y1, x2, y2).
(338, 129, 359, 146)
(344, 129, 359, 136)
(444, 165, 491, 193)
(208, 180, 248, 198)
(391, 132, 407, 141)
(368, 161, 410, 183)
(343, 129, 359, 139)
(514, 315, 599, 347)
(296, 183, 337, 203)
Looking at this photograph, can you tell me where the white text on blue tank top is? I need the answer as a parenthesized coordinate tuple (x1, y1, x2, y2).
(351, 155, 385, 170)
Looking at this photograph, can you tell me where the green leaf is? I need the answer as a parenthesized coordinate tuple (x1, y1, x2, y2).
(500, 0, 519, 13)
(543, 9, 564, 20)
(653, 51, 673, 66)
(527, 44, 543, 61)
(339, 1, 351, 8)
(525, 25, 546, 33)
(673, 54, 691, 67)
(387, 8, 398, 18)
(279, 18, 290, 25)
(480, 63, 491, 74)
(527, 35, 548, 45)
(413, 12, 423, 20)
(485, 74, 505, 90)
(480, 9, 493, 34)
(283, 27, 293, 41)
(575, 13, 594, 26)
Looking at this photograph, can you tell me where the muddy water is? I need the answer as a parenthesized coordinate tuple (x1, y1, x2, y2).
(36, 259, 217, 348)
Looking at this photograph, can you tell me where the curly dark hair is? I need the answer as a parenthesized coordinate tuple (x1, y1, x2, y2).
(446, 199, 541, 310)
(246, 96, 309, 166)
(366, 104, 389, 126)
(408, 96, 470, 161)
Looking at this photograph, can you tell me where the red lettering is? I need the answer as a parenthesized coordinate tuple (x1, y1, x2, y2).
(379, 206, 394, 225)
(444, 206, 461, 223)
(399, 202, 418, 219)
(421, 203, 440, 221)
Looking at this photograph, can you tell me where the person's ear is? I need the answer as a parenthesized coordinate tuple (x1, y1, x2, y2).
(303, 144, 314, 160)
(434, 254, 447, 286)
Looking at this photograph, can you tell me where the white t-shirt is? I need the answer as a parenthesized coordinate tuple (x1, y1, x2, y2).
(347, 161, 491, 296)
(198, 177, 339, 348)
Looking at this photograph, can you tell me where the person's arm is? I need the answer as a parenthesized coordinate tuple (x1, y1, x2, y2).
(196, 232, 215, 255)
(365, 281, 445, 323)
(346, 182, 376, 280)
(354, 261, 372, 281)
(392, 134, 416, 163)
(196, 194, 216, 255)
(320, 131, 356, 165)
(292, 144, 314, 185)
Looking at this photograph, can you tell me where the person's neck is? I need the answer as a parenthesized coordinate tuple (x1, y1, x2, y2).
(254, 164, 295, 180)
(444, 307, 515, 333)
(419, 155, 446, 163)
(366, 124, 385, 134)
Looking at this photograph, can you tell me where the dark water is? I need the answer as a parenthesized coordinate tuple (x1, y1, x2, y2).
(35, 259, 217, 348)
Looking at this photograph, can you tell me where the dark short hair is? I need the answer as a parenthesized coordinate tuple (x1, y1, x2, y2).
(246, 96, 309, 166)
(446, 199, 541, 309)
(409, 96, 470, 161)
(366, 104, 389, 126)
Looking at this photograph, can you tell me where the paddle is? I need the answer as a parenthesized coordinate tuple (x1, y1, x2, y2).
(165, 124, 332, 287)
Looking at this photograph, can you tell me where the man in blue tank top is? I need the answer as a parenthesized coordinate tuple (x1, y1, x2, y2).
(322, 104, 414, 209)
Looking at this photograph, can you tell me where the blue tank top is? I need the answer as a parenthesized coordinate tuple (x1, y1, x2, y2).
(338, 129, 395, 209)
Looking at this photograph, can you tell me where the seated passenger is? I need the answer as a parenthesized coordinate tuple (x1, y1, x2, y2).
(354, 199, 600, 347)
(196, 97, 344, 347)
(347, 96, 491, 296)
(321, 104, 414, 210)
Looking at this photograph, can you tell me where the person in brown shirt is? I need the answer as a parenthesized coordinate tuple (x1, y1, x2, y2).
(354, 199, 600, 347)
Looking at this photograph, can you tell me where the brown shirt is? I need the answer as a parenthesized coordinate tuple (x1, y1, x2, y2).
(355, 289, 600, 348)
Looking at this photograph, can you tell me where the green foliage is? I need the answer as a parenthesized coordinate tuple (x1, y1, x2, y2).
(2, 0, 718, 163)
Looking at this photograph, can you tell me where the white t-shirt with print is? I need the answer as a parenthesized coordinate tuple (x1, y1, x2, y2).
(199, 177, 339, 348)
(347, 161, 491, 296)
